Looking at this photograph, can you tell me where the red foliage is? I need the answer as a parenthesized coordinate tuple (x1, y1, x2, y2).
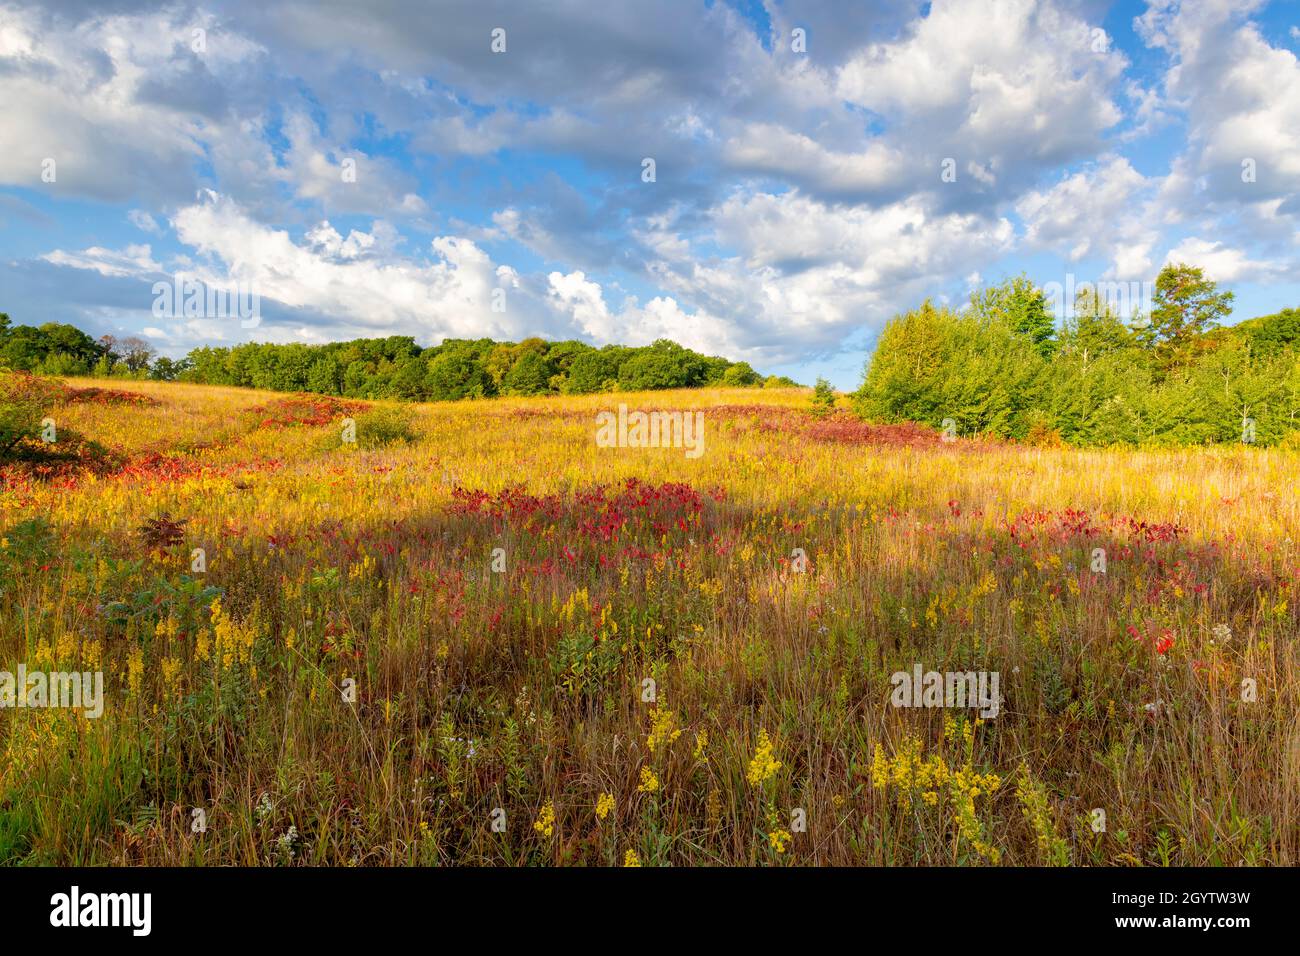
(115, 451, 285, 486)
(60, 385, 160, 407)
(247, 394, 370, 429)
(0, 449, 109, 504)
(2, 450, 286, 504)
(708, 405, 964, 448)
(1003, 508, 1184, 544)
(1129, 622, 1176, 655)
(449, 478, 726, 572)
(451, 477, 720, 539)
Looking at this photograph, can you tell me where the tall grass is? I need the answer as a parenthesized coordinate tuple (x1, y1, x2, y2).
(0, 379, 1295, 865)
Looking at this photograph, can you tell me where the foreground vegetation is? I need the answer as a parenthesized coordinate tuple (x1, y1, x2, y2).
(1, 377, 1296, 865)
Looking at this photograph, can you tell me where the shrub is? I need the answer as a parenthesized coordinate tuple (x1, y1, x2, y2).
(349, 406, 418, 448)
(0, 371, 61, 460)
(721, 362, 761, 387)
(810, 377, 836, 417)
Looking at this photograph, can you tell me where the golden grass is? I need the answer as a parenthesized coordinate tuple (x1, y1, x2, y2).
(0, 378, 1296, 865)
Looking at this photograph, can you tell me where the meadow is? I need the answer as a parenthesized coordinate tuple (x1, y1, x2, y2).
(1, 377, 1296, 866)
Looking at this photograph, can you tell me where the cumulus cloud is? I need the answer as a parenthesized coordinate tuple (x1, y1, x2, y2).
(1137, 0, 1300, 210)
(621, 188, 1017, 360)
(721, 123, 906, 200)
(1162, 236, 1285, 283)
(0, 4, 260, 201)
(5, 0, 1300, 375)
(164, 192, 533, 341)
(279, 113, 427, 217)
(39, 191, 746, 355)
(1016, 156, 1159, 276)
(547, 271, 745, 357)
(835, 0, 1127, 207)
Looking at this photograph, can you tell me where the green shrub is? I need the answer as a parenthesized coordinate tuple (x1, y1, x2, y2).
(0, 370, 62, 460)
(810, 377, 836, 417)
(349, 406, 418, 448)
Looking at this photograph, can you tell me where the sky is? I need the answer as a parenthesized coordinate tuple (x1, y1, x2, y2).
(0, 0, 1297, 389)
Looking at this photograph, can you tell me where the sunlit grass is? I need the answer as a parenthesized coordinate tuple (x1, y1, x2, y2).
(0, 379, 1295, 865)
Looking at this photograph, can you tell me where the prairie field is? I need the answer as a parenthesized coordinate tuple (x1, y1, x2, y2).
(1, 378, 1297, 866)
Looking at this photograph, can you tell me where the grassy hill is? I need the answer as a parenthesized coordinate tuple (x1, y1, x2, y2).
(1, 378, 1297, 864)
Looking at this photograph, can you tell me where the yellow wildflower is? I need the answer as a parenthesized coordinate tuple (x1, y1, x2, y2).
(127, 646, 144, 696)
(693, 730, 708, 760)
(768, 829, 792, 853)
(746, 729, 782, 787)
(533, 800, 556, 838)
(646, 707, 682, 754)
(595, 792, 615, 821)
(636, 766, 659, 794)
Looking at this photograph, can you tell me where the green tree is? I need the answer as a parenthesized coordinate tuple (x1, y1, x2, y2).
(810, 377, 836, 417)
(1234, 307, 1300, 358)
(567, 348, 626, 393)
(307, 356, 342, 394)
(1060, 285, 1136, 361)
(720, 362, 761, 387)
(0, 371, 58, 460)
(617, 340, 705, 391)
(343, 360, 376, 397)
(385, 357, 428, 400)
(424, 346, 491, 401)
(501, 349, 555, 395)
(148, 357, 190, 381)
(855, 299, 1050, 439)
(970, 276, 1056, 357)
(1142, 263, 1234, 374)
(853, 300, 952, 423)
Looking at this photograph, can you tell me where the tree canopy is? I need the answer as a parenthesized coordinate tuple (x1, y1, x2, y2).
(0, 319, 786, 401)
(855, 266, 1300, 447)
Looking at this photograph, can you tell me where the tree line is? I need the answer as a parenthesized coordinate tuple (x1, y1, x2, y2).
(854, 264, 1300, 446)
(0, 314, 795, 399)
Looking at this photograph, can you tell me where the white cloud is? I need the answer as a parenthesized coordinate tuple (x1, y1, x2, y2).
(280, 113, 428, 217)
(128, 210, 161, 234)
(722, 122, 905, 197)
(42, 243, 160, 278)
(40, 192, 752, 355)
(1163, 237, 1283, 283)
(626, 189, 1016, 359)
(835, 0, 1127, 191)
(1016, 156, 1159, 275)
(164, 192, 527, 340)
(547, 271, 745, 357)
(0, 6, 260, 201)
(1137, 0, 1300, 209)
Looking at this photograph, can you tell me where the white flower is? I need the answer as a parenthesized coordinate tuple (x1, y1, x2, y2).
(277, 825, 299, 858)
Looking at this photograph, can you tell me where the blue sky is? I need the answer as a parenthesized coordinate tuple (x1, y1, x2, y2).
(1, 0, 1297, 388)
